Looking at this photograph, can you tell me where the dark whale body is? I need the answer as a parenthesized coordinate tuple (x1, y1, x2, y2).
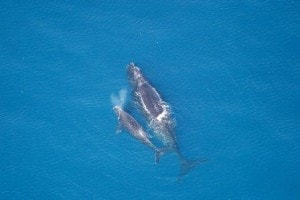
(127, 63, 205, 179)
(127, 63, 173, 144)
(113, 105, 166, 164)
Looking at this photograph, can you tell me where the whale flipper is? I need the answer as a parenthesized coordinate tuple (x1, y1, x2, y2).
(154, 147, 171, 164)
(115, 122, 125, 134)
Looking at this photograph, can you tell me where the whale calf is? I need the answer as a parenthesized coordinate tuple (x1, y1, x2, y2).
(113, 105, 166, 164)
(127, 63, 205, 179)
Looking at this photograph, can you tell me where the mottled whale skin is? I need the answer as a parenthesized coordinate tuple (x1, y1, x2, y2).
(127, 63, 174, 145)
(127, 63, 205, 179)
(113, 105, 165, 163)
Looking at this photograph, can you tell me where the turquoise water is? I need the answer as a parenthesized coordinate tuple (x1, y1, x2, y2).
(1, 1, 299, 199)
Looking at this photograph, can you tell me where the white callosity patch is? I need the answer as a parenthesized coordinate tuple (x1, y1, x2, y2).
(137, 129, 145, 138)
(134, 68, 142, 78)
(138, 92, 151, 116)
(156, 103, 169, 122)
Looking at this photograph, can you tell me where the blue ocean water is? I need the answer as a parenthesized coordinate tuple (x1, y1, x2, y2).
(1, 1, 299, 199)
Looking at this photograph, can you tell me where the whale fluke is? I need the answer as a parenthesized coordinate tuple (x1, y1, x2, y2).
(178, 158, 207, 182)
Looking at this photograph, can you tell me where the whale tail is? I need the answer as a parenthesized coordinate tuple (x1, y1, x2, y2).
(154, 147, 170, 164)
(177, 158, 207, 182)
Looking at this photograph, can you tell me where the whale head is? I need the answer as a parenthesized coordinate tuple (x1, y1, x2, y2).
(127, 62, 144, 84)
(113, 106, 122, 116)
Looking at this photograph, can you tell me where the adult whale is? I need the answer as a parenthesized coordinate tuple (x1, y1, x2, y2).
(127, 63, 205, 179)
(113, 105, 166, 164)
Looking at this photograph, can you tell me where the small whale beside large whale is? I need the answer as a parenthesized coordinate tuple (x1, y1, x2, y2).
(111, 63, 205, 180)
